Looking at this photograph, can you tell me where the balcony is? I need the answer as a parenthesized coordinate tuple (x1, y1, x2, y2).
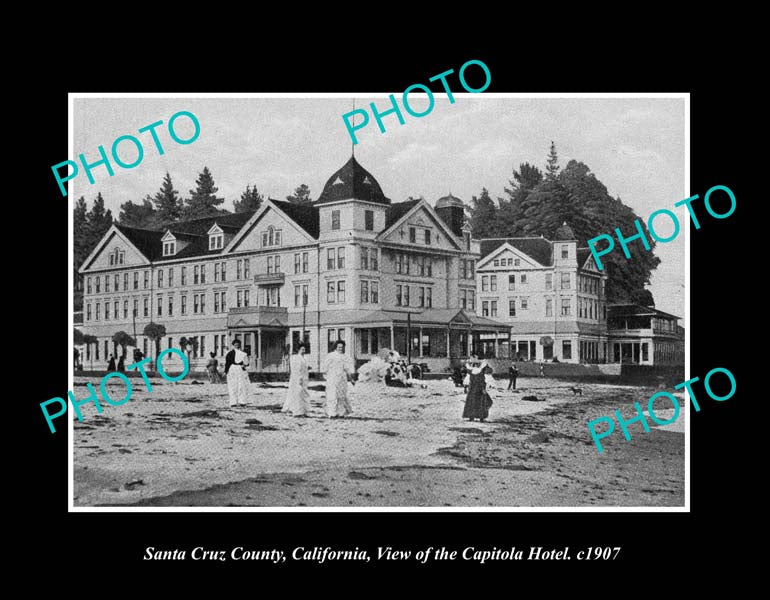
(254, 272, 285, 286)
(227, 305, 288, 328)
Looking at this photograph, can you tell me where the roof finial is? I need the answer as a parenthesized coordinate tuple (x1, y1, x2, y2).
(352, 98, 356, 159)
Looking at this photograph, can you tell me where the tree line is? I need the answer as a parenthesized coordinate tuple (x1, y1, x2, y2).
(467, 142, 659, 305)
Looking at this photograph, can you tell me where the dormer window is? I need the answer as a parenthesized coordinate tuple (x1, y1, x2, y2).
(262, 226, 282, 247)
(209, 234, 223, 250)
(163, 241, 176, 256)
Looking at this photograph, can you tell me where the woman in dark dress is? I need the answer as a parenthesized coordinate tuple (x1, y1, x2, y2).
(463, 362, 492, 422)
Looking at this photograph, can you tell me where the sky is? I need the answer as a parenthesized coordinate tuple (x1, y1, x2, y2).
(72, 95, 686, 317)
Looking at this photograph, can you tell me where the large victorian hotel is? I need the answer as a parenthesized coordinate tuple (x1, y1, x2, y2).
(78, 157, 683, 372)
(78, 157, 510, 373)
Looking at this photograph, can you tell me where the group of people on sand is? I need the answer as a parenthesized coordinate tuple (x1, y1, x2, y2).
(223, 338, 356, 419)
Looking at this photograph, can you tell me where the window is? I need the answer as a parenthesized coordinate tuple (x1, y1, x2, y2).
(95, 302, 101, 320)
(200, 293, 206, 313)
(331, 210, 340, 230)
(337, 281, 345, 303)
(123, 273, 129, 290)
(209, 234, 223, 250)
(561, 297, 571, 316)
(143, 298, 149, 317)
(86, 277, 92, 294)
(168, 269, 173, 287)
(123, 300, 128, 319)
(237, 290, 243, 308)
(144, 271, 149, 289)
(113, 274, 118, 291)
(168, 296, 173, 316)
(214, 292, 220, 313)
(396, 253, 409, 274)
(294, 254, 301, 274)
(545, 273, 552, 290)
(403, 285, 410, 306)
(508, 275, 515, 291)
(425, 287, 432, 308)
(361, 281, 369, 303)
(221, 262, 227, 281)
(194, 294, 200, 314)
(327, 281, 336, 303)
(482, 301, 489, 317)
(642, 343, 649, 362)
(521, 274, 527, 284)
(181, 267, 186, 286)
(302, 286, 308, 306)
(163, 241, 176, 256)
(337, 247, 345, 269)
(301, 252, 308, 274)
(409, 227, 416, 243)
(509, 299, 516, 317)
(86, 303, 92, 321)
(490, 275, 497, 292)
(244, 259, 250, 280)
(521, 297, 528, 310)
(561, 245, 569, 259)
(370, 281, 379, 303)
(105, 301, 112, 320)
(181, 295, 187, 315)
(419, 256, 432, 277)
(268, 256, 274, 274)
(507, 258, 513, 266)
(490, 301, 498, 317)
(157, 269, 163, 288)
(559, 273, 569, 289)
(482, 276, 489, 292)
(157, 295, 162, 316)
(365, 210, 374, 231)
(105, 276, 110, 293)
(361, 247, 368, 270)
(194, 266, 199, 285)
(114, 300, 119, 319)
(494, 260, 499, 267)
(236, 259, 242, 280)
(546, 298, 553, 317)
(467, 289, 474, 311)
(370, 249, 378, 271)
(327, 248, 335, 270)
(469, 260, 474, 278)
(396, 284, 402, 306)
(418, 286, 425, 307)
(221, 292, 227, 311)
(214, 263, 220, 282)
(562, 340, 572, 360)
(424, 229, 431, 245)
(294, 285, 301, 307)
(514, 259, 520, 266)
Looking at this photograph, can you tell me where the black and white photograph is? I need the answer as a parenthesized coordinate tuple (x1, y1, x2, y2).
(70, 94, 687, 509)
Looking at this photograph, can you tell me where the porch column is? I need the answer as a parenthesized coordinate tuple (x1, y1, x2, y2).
(419, 327, 423, 358)
(446, 327, 451, 359)
(390, 325, 395, 350)
(467, 329, 472, 356)
(256, 328, 262, 370)
(493, 333, 498, 358)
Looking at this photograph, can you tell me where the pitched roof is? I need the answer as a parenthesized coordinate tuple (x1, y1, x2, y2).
(608, 304, 681, 320)
(271, 199, 320, 238)
(385, 199, 421, 229)
(316, 156, 391, 205)
(479, 237, 554, 266)
(115, 211, 256, 262)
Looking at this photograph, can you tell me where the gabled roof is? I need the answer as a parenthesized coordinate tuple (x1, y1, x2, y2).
(385, 199, 421, 229)
(479, 237, 553, 267)
(271, 199, 320, 238)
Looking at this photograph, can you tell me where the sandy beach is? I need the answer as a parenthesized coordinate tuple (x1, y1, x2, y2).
(72, 375, 684, 508)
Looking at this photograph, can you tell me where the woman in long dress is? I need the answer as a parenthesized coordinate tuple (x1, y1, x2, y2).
(463, 361, 492, 422)
(282, 343, 310, 417)
(322, 340, 355, 418)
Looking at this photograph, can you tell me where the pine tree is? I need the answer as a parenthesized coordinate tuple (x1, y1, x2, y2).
(74, 196, 89, 270)
(87, 192, 114, 250)
(119, 195, 158, 228)
(286, 184, 312, 204)
(234, 185, 264, 213)
(153, 172, 183, 223)
(468, 188, 499, 238)
(545, 141, 560, 181)
(184, 167, 225, 219)
(500, 163, 543, 235)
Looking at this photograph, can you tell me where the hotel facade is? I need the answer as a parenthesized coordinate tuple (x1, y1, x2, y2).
(78, 157, 510, 374)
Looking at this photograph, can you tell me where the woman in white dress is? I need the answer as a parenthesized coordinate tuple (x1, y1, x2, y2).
(225, 339, 251, 407)
(282, 343, 310, 417)
(322, 340, 355, 418)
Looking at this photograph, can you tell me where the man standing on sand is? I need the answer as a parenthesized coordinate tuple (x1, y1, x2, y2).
(225, 339, 250, 407)
(507, 362, 519, 390)
(322, 340, 355, 418)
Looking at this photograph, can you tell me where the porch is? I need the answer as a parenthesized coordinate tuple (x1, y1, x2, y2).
(227, 306, 289, 372)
